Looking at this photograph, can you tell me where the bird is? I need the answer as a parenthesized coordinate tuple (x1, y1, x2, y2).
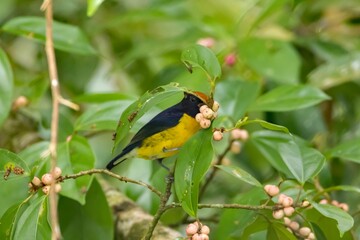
(106, 91, 208, 171)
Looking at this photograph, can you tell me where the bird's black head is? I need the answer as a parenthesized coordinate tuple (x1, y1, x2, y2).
(181, 92, 207, 118)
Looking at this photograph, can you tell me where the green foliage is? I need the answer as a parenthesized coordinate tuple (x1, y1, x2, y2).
(1, 0, 360, 239)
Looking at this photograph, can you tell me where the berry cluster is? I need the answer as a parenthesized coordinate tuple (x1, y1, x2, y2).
(196, 101, 219, 129)
(186, 221, 210, 240)
(319, 199, 349, 212)
(264, 185, 315, 239)
(29, 167, 62, 195)
(284, 217, 315, 240)
(213, 127, 249, 155)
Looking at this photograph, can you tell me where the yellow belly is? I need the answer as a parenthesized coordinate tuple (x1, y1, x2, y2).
(136, 114, 200, 160)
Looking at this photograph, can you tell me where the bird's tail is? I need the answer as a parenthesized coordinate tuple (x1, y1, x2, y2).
(106, 142, 139, 170)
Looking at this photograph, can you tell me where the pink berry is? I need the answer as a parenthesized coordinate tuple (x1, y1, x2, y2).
(198, 233, 209, 240)
(308, 232, 315, 240)
(195, 113, 204, 123)
(230, 129, 242, 140)
(301, 200, 310, 208)
(283, 207, 295, 216)
(42, 185, 51, 195)
(197, 37, 215, 48)
(282, 196, 294, 207)
(199, 105, 208, 113)
(200, 225, 210, 234)
(230, 141, 241, 153)
(186, 223, 198, 236)
(212, 101, 220, 112)
(264, 184, 279, 197)
(272, 210, 284, 219)
(213, 131, 223, 141)
(53, 167, 62, 179)
(283, 217, 291, 226)
(202, 108, 214, 119)
(339, 203, 349, 212)
(289, 221, 299, 231)
(200, 119, 211, 129)
(224, 53, 236, 66)
(331, 200, 339, 207)
(41, 173, 54, 185)
(299, 227, 311, 237)
(278, 194, 287, 204)
(31, 176, 42, 187)
(319, 199, 328, 204)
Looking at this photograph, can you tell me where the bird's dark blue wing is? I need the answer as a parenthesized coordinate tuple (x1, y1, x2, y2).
(129, 104, 184, 145)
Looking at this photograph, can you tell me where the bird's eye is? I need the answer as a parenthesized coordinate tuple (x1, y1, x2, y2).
(190, 96, 196, 102)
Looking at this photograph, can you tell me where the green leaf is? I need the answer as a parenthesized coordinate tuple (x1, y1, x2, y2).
(309, 53, 360, 89)
(249, 85, 330, 112)
(87, 0, 105, 16)
(214, 188, 267, 239)
(59, 178, 114, 240)
(74, 100, 133, 131)
(57, 135, 95, 204)
(215, 79, 260, 120)
(13, 195, 50, 240)
(311, 202, 354, 237)
(112, 83, 187, 153)
(326, 138, 360, 163)
(238, 38, 300, 83)
(0, 149, 30, 177)
(267, 222, 297, 240)
(2, 16, 96, 55)
(181, 44, 221, 81)
(240, 119, 289, 134)
(175, 129, 213, 217)
(250, 131, 325, 184)
(0, 48, 13, 128)
(215, 165, 262, 187)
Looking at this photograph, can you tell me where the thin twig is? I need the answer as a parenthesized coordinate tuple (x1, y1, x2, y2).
(165, 202, 274, 211)
(60, 169, 162, 197)
(41, 0, 61, 239)
(142, 172, 174, 240)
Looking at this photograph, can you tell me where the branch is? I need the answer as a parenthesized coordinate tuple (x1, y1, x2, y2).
(41, 0, 61, 239)
(60, 169, 162, 197)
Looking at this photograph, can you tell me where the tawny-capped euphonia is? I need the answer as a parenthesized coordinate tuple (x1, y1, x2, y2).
(106, 91, 208, 170)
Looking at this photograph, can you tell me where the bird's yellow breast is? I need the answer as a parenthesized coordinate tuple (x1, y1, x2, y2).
(136, 114, 200, 160)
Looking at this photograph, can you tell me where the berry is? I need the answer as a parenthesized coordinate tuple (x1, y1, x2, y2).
(283, 217, 291, 226)
(41, 173, 54, 185)
(331, 200, 339, 207)
(264, 184, 279, 197)
(200, 225, 210, 234)
(31, 176, 42, 187)
(308, 232, 315, 240)
(230, 129, 249, 141)
(12, 96, 28, 110)
(197, 37, 215, 48)
(196, 113, 204, 123)
(299, 227, 311, 237)
(283, 207, 295, 216)
(53, 167, 62, 179)
(301, 200, 310, 208)
(42, 185, 51, 195)
(282, 196, 294, 207)
(339, 203, 349, 212)
(212, 101, 220, 112)
(272, 210, 284, 219)
(186, 223, 198, 236)
(202, 108, 214, 119)
(278, 194, 287, 204)
(200, 119, 211, 129)
(224, 53, 236, 66)
(319, 199, 328, 204)
(199, 105, 208, 113)
(289, 221, 299, 231)
(213, 131, 223, 141)
(230, 141, 241, 153)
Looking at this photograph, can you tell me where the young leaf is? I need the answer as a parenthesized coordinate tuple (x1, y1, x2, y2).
(0, 48, 13, 128)
(240, 119, 289, 134)
(326, 138, 360, 163)
(238, 38, 300, 84)
(215, 165, 262, 187)
(13, 195, 50, 240)
(2, 17, 96, 55)
(87, 0, 105, 16)
(175, 129, 213, 217)
(267, 222, 297, 240)
(311, 202, 354, 237)
(181, 44, 221, 81)
(57, 135, 95, 204)
(215, 79, 260, 120)
(249, 85, 330, 112)
(112, 83, 187, 153)
(59, 178, 114, 240)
